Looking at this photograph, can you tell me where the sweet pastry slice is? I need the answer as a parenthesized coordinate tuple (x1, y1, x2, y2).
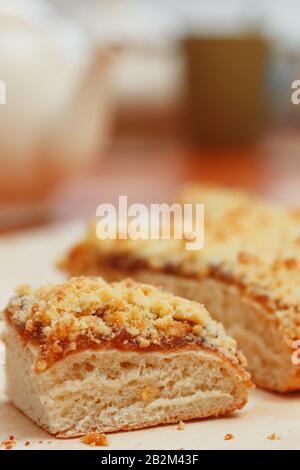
(60, 186, 300, 392)
(3, 277, 250, 437)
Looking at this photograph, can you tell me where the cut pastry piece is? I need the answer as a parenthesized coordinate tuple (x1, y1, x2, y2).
(3, 277, 250, 437)
(60, 186, 300, 392)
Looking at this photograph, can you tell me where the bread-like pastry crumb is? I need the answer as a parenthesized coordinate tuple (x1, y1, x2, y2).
(4, 276, 245, 374)
(267, 432, 281, 440)
(1, 435, 16, 450)
(224, 433, 234, 440)
(81, 433, 109, 447)
(177, 421, 185, 431)
(140, 385, 153, 402)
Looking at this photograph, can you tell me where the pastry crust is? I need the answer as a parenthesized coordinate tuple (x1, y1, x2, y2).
(59, 186, 300, 392)
(2, 276, 250, 436)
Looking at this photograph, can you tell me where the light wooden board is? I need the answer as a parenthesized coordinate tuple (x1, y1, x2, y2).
(0, 221, 300, 450)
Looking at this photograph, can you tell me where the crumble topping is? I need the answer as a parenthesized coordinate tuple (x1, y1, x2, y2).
(63, 186, 300, 347)
(4, 277, 242, 373)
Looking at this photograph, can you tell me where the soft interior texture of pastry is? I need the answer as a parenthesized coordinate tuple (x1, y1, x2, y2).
(59, 186, 300, 392)
(2, 276, 250, 436)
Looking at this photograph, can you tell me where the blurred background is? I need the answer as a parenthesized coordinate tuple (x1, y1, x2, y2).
(0, 0, 300, 232)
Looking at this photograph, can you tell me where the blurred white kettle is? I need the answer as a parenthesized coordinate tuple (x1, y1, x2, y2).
(0, 2, 112, 220)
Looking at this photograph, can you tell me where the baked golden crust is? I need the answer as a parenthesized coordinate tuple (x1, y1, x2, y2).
(60, 186, 300, 351)
(4, 276, 247, 374)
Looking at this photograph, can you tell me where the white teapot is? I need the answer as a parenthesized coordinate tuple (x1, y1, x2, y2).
(0, 0, 112, 224)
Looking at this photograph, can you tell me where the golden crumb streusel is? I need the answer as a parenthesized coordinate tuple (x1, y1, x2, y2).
(4, 277, 243, 373)
(60, 186, 300, 349)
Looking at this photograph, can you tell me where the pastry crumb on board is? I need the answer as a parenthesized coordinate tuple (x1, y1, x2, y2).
(80, 433, 109, 447)
(1, 435, 17, 450)
(267, 432, 281, 440)
(177, 421, 185, 431)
